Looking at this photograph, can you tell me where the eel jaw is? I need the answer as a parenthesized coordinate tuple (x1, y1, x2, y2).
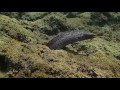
(84, 33, 96, 39)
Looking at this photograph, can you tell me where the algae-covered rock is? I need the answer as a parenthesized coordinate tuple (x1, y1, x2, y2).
(20, 12, 49, 21)
(0, 12, 120, 78)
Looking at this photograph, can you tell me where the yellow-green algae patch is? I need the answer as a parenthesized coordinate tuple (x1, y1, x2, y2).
(0, 13, 120, 78)
(0, 38, 119, 78)
(0, 15, 39, 43)
(0, 31, 120, 78)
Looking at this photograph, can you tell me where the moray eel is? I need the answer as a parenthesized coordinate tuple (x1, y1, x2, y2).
(47, 30, 96, 50)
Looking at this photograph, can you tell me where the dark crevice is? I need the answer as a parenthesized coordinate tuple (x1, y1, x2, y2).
(0, 54, 9, 72)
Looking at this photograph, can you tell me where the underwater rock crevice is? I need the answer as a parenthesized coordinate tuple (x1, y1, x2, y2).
(0, 54, 9, 72)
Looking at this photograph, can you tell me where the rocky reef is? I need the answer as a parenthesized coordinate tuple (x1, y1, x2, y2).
(0, 12, 120, 78)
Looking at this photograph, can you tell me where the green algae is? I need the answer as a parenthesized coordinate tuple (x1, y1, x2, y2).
(0, 12, 120, 78)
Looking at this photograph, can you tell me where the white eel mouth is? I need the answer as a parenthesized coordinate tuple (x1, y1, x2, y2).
(47, 30, 96, 50)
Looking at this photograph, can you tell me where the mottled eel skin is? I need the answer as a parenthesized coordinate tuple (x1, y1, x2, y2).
(47, 30, 96, 50)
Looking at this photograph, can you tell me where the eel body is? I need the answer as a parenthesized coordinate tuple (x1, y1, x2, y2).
(47, 30, 96, 50)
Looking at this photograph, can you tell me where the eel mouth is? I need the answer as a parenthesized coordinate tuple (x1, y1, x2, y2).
(84, 33, 96, 39)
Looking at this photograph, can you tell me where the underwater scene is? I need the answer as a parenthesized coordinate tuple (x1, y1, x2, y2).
(0, 12, 120, 78)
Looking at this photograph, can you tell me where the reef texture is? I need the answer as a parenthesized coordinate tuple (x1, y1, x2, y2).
(0, 12, 120, 78)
